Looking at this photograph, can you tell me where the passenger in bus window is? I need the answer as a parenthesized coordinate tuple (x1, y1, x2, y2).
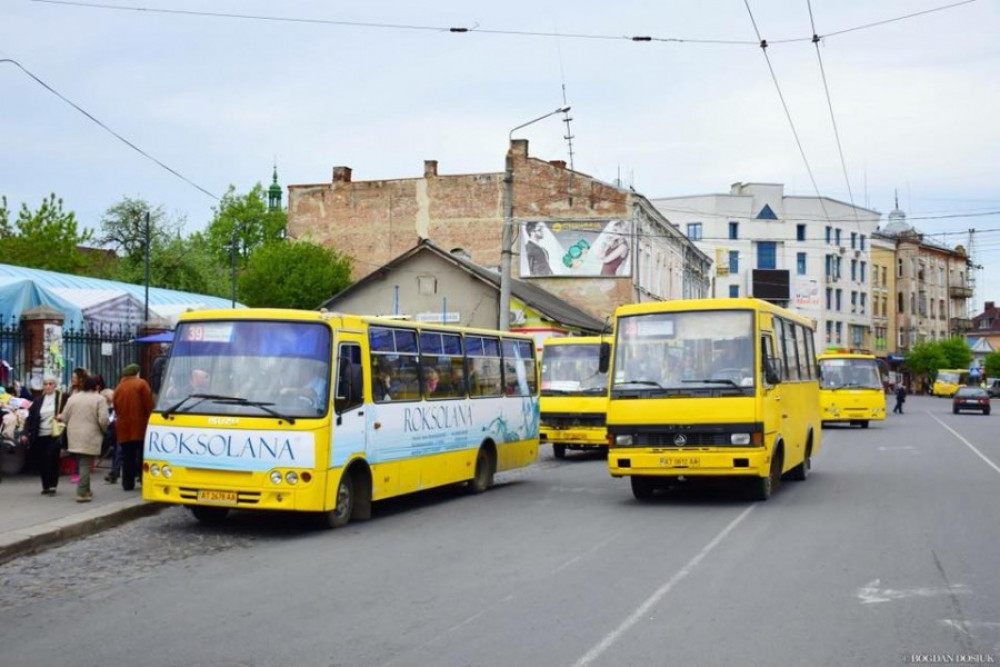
(373, 363, 395, 402)
(423, 367, 445, 398)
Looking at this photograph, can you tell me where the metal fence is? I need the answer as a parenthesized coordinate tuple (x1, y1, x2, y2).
(0, 316, 140, 392)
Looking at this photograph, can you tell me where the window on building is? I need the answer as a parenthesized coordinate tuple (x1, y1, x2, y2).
(897, 258, 903, 278)
(728, 221, 739, 239)
(757, 241, 776, 269)
(825, 255, 832, 280)
(686, 222, 702, 240)
(826, 320, 833, 344)
(861, 235, 866, 251)
(796, 252, 807, 275)
(860, 293, 867, 315)
(729, 250, 739, 274)
(940, 299, 946, 320)
(898, 292, 904, 314)
(860, 262, 867, 284)
(826, 287, 833, 310)
(797, 224, 806, 241)
(835, 321, 843, 345)
(851, 291, 857, 313)
(882, 267, 887, 286)
(851, 232, 857, 249)
(851, 259, 858, 282)
(836, 289, 842, 311)
(835, 228, 842, 245)
(825, 226, 832, 244)
(729, 284, 739, 298)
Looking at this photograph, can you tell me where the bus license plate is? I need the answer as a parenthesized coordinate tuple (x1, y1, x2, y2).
(661, 457, 700, 468)
(198, 489, 237, 504)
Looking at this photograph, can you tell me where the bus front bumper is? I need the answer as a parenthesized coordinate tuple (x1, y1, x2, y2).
(607, 448, 770, 478)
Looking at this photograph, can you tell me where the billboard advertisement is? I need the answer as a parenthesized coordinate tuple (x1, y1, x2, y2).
(518, 219, 632, 278)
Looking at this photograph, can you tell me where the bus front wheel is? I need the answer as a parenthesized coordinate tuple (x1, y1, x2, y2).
(752, 455, 782, 501)
(631, 476, 656, 501)
(323, 472, 354, 529)
(553, 444, 567, 459)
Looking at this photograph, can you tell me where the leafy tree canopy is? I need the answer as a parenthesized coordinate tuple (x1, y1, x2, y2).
(205, 184, 287, 269)
(99, 196, 181, 262)
(982, 351, 1000, 380)
(904, 340, 949, 383)
(0, 193, 92, 273)
(238, 238, 352, 309)
(938, 336, 972, 370)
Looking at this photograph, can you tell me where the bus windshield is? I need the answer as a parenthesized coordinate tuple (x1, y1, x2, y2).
(819, 358, 882, 390)
(156, 319, 332, 418)
(540, 343, 606, 396)
(612, 309, 754, 396)
(937, 370, 966, 385)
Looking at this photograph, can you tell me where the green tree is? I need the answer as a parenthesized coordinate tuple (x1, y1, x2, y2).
(982, 351, 1000, 379)
(0, 193, 92, 272)
(905, 340, 948, 390)
(238, 239, 352, 309)
(204, 184, 287, 271)
(99, 196, 180, 262)
(939, 336, 972, 370)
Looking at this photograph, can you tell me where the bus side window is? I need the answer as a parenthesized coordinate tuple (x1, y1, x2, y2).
(760, 334, 780, 386)
(335, 343, 363, 413)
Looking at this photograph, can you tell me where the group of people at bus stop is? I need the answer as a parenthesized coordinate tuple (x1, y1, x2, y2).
(7, 364, 154, 503)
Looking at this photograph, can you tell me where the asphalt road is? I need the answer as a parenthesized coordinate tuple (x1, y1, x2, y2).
(1, 394, 998, 667)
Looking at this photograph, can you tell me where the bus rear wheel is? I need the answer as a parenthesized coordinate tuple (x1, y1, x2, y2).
(553, 444, 567, 459)
(191, 506, 229, 524)
(467, 447, 494, 494)
(630, 476, 656, 501)
(322, 472, 354, 529)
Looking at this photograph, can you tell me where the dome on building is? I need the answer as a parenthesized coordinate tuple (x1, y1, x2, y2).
(881, 190, 915, 236)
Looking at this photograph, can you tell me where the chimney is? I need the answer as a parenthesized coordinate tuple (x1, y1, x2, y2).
(509, 139, 529, 158)
(332, 166, 352, 183)
(424, 160, 438, 178)
(986, 301, 995, 311)
(548, 160, 567, 169)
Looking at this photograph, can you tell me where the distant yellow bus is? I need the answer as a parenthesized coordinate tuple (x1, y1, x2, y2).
(143, 309, 539, 527)
(817, 352, 886, 428)
(540, 336, 609, 458)
(603, 298, 821, 501)
(931, 369, 970, 397)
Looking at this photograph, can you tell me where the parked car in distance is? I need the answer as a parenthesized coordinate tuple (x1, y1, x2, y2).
(952, 386, 991, 415)
(987, 379, 1000, 399)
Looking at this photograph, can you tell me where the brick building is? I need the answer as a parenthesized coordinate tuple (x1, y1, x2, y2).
(288, 141, 711, 325)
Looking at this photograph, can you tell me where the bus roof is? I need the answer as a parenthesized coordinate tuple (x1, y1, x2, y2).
(542, 336, 604, 347)
(613, 297, 816, 329)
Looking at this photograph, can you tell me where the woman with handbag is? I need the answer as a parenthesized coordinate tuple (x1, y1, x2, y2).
(21, 375, 66, 496)
(59, 376, 109, 502)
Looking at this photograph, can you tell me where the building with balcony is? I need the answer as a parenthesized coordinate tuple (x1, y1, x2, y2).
(875, 197, 974, 352)
(652, 182, 881, 351)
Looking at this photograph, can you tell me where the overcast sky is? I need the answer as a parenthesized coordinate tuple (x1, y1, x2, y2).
(3, 0, 998, 309)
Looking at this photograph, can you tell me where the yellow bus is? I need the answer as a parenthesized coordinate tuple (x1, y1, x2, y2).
(142, 309, 539, 527)
(602, 298, 821, 501)
(817, 352, 886, 428)
(931, 369, 970, 397)
(540, 336, 609, 459)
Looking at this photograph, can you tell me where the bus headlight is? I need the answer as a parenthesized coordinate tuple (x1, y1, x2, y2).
(284, 471, 299, 485)
(162, 465, 173, 479)
(270, 471, 283, 485)
(149, 464, 160, 477)
(614, 434, 634, 446)
(731, 433, 751, 446)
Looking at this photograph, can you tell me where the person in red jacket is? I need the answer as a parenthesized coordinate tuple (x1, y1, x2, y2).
(112, 363, 153, 491)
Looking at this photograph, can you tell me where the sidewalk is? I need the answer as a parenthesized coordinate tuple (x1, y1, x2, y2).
(0, 468, 165, 566)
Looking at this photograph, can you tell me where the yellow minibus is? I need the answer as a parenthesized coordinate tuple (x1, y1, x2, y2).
(602, 298, 820, 501)
(540, 336, 609, 458)
(817, 351, 886, 428)
(143, 309, 539, 527)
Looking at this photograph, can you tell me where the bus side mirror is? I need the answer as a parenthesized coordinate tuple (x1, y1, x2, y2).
(598, 342, 611, 374)
(764, 360, 781, 385)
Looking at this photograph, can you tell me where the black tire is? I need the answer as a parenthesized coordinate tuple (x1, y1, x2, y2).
(321, 471, 354, 529)
(630, 476, 656, 501)
(860, 421, 869, 429)
(191, 506, 229, 524)
(984, 408, 991, 416)
(751, 453, 782, 501)
(553, 444, 567, 459)
(467, 447, 494, 494)
(953, 407, 959, 414)
(787, 449, 810, 482)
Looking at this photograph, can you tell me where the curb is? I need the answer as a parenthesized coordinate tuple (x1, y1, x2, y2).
(0, 500, 168, 566)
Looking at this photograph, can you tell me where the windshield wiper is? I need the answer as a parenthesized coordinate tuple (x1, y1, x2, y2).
(617, 380, 664, 389)
(683, 378, 742, 389)
(212, 397, 296, 424)
(161, 393, 231, 417)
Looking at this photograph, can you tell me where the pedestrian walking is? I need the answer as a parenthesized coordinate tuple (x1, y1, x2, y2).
(20, 375, 67, 496)
(60, 376, 109, 503)
(893, 384, 906, 414)
(112, 363, 153, 491)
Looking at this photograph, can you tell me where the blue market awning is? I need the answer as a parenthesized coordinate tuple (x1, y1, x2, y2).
(133, 331, 174, 344)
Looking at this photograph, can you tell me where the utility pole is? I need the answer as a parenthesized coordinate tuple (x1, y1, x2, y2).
(498, 106, 570, 330)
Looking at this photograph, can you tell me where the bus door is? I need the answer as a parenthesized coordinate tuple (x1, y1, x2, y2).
(331, 336, 367, 473)
(759, 329, 783, 454)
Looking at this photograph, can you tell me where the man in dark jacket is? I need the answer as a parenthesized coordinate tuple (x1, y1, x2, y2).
(893, 385, 906, 414)
(112, 364, 153, 491)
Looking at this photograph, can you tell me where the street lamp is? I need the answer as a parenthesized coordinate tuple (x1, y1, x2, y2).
(499, 105, 571, 330)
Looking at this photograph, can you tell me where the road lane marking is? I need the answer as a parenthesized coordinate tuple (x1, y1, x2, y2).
(573, 505, 755, 667)
(929, 413, 1000, 476)
(939, 619, 1000, 636)
(553, 533, 621, 574)
(855, 578, 970, 604)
